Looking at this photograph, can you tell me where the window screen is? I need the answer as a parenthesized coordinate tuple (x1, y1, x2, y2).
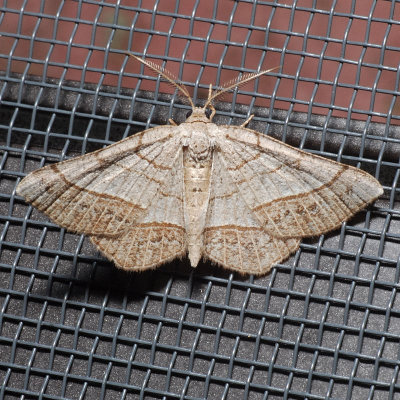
(1, 1, 399, 399)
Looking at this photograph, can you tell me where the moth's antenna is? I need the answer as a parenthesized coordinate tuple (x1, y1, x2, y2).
(126, 53, 195, 108)
(203, 66, 279, 109)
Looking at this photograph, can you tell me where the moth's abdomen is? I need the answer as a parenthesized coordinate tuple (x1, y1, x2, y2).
(183, 148, 212, 267)
(183, 154, 212, 206)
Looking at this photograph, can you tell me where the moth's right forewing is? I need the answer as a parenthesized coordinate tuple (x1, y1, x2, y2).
(203, 149, 300, 275)
(217, 125, 383, 239)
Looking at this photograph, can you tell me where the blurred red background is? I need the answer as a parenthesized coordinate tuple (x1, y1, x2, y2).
(1, 0, 399, 123)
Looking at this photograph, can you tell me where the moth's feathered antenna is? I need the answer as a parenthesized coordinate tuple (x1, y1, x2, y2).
(127, 53, 195, 108)
(203, 66, 279, 109)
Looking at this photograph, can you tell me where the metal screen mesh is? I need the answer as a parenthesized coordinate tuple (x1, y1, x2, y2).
(1, 1, 400, 399)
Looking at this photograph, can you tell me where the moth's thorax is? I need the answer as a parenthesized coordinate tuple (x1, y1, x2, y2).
(186, 130, 213, 162)
(180, 114, 216, 162)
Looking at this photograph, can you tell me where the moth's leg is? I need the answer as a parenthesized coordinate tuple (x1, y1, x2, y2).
(207, 84, 213, 102)
(207, 84, 216, 121)
(241, 114, 254, 127)
(209, 104, 216, 121)
(169, 119, 177, 126)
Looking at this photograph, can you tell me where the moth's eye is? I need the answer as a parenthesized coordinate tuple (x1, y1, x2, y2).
(186, 110, 192, 118)
(205, 109, 212, 118)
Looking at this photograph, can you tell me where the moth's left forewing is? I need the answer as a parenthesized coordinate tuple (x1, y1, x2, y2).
(90, 147, 187, 271)
(215, 125, 383, 239)
(17, 125, 188, 270)
(16, 125, 182, 237)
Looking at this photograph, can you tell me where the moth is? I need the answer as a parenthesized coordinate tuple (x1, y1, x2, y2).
(17, 54, 383, 275)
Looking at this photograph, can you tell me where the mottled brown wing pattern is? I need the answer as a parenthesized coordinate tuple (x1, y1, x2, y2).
(17, 126, 181, 236)
(90, 149, 187, 270)
(204, 227, 300, 276)
(17, 126, 188, 270)
(91, 223, 186, 271)
(203, 151, 300, 275)
(216, 125, 383, 239)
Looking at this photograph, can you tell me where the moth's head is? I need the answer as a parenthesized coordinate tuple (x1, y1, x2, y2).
(185, 107, 213, 123)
